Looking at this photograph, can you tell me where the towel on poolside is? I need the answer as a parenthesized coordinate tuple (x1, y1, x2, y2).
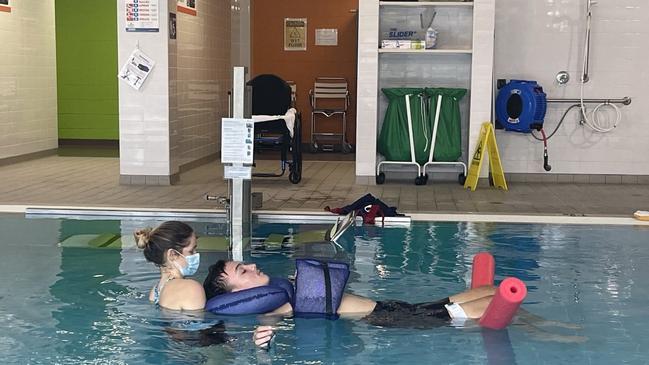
(325, 193, 403, 225)
(252, 108, 296, 138)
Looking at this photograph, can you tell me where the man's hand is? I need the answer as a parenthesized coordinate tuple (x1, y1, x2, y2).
(253, 325, 274, 348)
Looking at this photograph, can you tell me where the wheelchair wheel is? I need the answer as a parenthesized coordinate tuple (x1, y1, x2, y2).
(289, 169, 301, 184)
(309, 142, 318, 153)
(289, 119, 302, 184)
(341, 143, 353, 154)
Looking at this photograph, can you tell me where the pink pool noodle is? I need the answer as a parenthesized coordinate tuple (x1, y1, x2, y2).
(479, 277, 527, 330)
(471, 252, 495, 289)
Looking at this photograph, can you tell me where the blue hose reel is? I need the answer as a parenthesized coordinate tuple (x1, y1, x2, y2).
(496, 80, 547, 133)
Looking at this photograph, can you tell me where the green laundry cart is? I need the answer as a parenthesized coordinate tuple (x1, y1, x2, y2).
(376, 88, 432, 185)
(422, 87, 468, 185)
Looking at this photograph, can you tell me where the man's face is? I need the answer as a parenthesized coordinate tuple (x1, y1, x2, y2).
(222, 261, 270, 292)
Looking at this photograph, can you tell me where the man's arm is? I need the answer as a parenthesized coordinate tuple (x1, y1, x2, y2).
(337, 293, 377, 318)
(253, 294, 377, 348)
(253, 302, 293, 348)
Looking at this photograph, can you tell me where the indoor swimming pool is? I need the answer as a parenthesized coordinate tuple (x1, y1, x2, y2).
(0, 213, 647, 364)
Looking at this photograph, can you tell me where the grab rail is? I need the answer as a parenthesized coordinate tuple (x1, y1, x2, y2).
(547, 97, 631, 105)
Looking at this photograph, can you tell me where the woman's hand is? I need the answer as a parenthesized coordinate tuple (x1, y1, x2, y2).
(253, 325, 274, 348)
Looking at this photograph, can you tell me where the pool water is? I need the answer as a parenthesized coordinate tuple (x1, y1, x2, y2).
(0, 214, 648, 364)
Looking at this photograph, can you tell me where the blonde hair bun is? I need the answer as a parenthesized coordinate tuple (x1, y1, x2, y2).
(134, 227, 154, 249)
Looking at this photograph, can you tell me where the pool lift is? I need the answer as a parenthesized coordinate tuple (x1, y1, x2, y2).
(206, 67, 252, 261)
(207, 68, 354, 261)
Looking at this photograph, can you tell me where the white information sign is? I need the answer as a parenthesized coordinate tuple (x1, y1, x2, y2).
(125, 0, 160, 32)
(221, 118, 254, 165)
(118, 48, 155, 91)
(224, 165, 252, 180)
(315, 28, 338, 46)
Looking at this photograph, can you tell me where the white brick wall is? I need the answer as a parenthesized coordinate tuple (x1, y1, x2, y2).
(0, 0, 58, 159)
(495, 0, 649, 175)
(118, 0, 232, 179)
(170, 0, 232, 173)
(118, 0, 172, 177)
(355, 0, 380, 177)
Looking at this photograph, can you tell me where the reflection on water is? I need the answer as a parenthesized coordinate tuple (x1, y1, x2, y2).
(1, 217, 648, 364)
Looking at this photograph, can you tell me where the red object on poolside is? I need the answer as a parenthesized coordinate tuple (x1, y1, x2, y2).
(471, 252, 495, 289)
(479, 277, 527, 330)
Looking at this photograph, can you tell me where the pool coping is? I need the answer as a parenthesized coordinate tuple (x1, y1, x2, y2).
(2, 204, 648, 226)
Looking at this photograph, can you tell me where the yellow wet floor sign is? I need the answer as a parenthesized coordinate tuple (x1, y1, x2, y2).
(464, 122, 508, 191)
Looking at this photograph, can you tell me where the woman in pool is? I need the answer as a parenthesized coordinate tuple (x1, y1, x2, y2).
(135, 221, 205, 311)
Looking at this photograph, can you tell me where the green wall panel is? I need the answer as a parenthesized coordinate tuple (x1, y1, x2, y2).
(56, 0, 118, 140)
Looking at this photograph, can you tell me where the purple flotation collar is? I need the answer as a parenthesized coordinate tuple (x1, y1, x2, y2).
(205, 277, 294, 315)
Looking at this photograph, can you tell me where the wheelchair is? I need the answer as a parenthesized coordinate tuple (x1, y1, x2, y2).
(247, 74, 303, 184)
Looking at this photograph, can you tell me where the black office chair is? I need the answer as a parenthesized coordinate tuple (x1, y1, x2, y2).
(247, 74, 302, 184)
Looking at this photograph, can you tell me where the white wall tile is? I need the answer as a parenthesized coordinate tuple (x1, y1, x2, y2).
(118, 0, 172, 176)
(495, 0, 648, 175)
(0, 0, 58, 159)
(170, 0, 231, 173)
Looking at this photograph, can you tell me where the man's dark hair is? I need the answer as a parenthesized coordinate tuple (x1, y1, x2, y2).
(203, 260, 232, 300)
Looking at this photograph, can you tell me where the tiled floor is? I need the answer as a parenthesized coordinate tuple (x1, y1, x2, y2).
(1, 155, 648, 217)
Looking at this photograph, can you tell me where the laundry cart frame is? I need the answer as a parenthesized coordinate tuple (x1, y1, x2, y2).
(376, 91, 467, 185)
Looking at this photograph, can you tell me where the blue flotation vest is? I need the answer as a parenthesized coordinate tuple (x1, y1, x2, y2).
(294, 259, 350, 319)
(205, 259, 350, 318)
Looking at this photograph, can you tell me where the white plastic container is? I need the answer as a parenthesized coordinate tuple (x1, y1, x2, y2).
(425, 27, 438, 49)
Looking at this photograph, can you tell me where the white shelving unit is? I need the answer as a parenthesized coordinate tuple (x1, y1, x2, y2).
(354, 0, 495, 185)
(378, 48, 473, 54)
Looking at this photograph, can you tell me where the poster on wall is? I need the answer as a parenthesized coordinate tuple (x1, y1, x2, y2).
(169, 13, 177, 39)
(118, 48, 156, 91)
(177, 0, 196, 16)
(0, 0, 11, 13)
(284, 18, 307, 51)
(315, 29, 338, 46)
(125, 0, 160, 32)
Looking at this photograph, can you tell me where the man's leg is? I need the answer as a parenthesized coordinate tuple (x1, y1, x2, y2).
(448, 285, 496, 304)
(451, 296, 493, 319)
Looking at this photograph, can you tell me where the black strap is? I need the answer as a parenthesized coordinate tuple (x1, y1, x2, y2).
(322, 262, 333, 316)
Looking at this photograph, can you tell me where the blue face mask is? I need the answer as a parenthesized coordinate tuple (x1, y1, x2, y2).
(174, 251, 200, 277)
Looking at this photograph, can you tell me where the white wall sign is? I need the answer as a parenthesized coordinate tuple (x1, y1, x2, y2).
(125, 0, 160, 32)
(224, 165, 252, 180)
(221, 118, 255, 164)
(315, 28, 338, 46)
(118, 48, 155, 91)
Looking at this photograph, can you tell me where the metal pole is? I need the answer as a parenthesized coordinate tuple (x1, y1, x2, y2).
(546, 97, 631, 105)
(229, 67, 252, 261)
